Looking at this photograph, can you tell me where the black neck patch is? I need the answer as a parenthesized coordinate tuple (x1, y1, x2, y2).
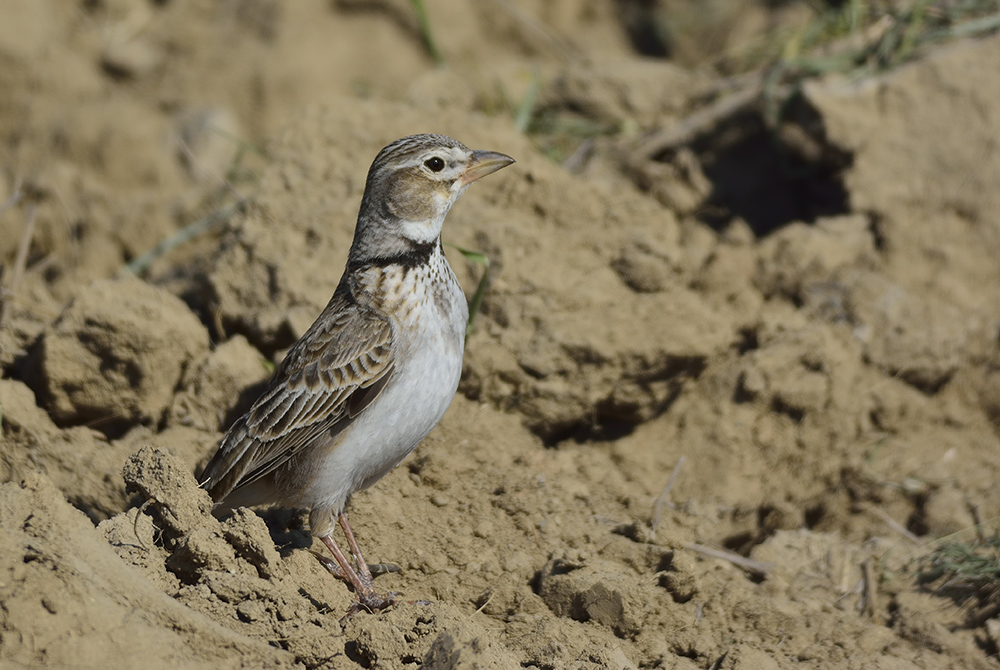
(348, 239, 438, 272)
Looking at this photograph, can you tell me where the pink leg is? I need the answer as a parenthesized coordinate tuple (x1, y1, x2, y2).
(319, 534, 370, 595)
(314, 524, 398, 619)
(339, 511, 375, 588)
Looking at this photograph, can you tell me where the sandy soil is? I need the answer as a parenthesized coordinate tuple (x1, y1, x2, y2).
(2, 2, 1000, 668)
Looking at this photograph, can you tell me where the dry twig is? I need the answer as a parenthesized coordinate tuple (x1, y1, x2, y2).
(0, 198, 36, 332)
(487, 0, 576, 62)
(121, 200, 246, 276)
(860, 557, 880, 622)
(628, 75, 766, 164)
(651, 455, 686, 533)
(683, 542, 775, 578)
(863, 503, 923, 546)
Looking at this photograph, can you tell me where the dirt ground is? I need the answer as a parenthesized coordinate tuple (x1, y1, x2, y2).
(2, 1, 1000, 668)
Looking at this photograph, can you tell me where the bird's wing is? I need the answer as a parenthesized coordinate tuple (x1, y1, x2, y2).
(200, 290, 395, 504)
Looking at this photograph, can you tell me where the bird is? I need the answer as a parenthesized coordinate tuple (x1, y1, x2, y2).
(199, 134, 514, 616)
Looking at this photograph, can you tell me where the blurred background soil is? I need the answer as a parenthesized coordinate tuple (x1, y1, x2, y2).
(2, 1, 1000, 668)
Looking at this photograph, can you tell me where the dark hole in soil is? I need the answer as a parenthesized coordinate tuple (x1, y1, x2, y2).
(617, 0, 670, 58)
(722, 530, 757, 556)
(688, 94, 852, 236)
(804, 503, 826, 529)
(344, 641, 373, 669)
(538, 419, 637, 449)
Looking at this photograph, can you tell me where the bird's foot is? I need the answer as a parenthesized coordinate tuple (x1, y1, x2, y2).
(316, 526, 409, 621)
(310, 549, 350, 583)
(340, 590, 401, 623)
(310, 551, 397, 588)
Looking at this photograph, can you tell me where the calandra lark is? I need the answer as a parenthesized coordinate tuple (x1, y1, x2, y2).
(200, 134, 514, 615)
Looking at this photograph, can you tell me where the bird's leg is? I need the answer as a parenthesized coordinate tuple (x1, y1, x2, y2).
(337, 512, 431, 611)
(338, 511, 375, 589)
(319, 531, 397, 618)
(319, 534, 369, 594)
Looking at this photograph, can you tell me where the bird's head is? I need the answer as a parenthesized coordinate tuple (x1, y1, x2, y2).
(353, 134, 514, 256)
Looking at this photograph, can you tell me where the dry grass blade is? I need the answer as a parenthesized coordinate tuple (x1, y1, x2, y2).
(488, 0, 576, 61)
(863, 503, 923, 546)
(0, 199, 36, 333)
(651, 455, 686, 533)
(860, 557, 881, 623)
(630, 75, 765, 163)
(121, 200, 246, 276)
(122, 128, 260, 277)
(0, 182, 23, 219)
(627, 1, 1000, 165)
(10, 204, 37, 296)
(474, 588, 495, 614)
(683, 542, 775, 578)
(132, 498, 155, 551)
(790, 1, 1000, 74)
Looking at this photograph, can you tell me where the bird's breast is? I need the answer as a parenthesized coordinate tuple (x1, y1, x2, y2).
(300, 253, 468, 512)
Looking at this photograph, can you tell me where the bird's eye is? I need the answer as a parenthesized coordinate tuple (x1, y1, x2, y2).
(424, 157, 445, 172)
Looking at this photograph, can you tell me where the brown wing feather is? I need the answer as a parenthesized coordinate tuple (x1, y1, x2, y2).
(200, 290, 394, 504)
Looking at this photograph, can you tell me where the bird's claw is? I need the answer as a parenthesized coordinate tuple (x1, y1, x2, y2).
(340, 591, 400, 623)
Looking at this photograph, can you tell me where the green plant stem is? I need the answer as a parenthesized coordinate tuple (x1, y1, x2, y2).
(445, 243, 491, 340)
(411, 0, 443, 65)
(514, 70, 541, 134)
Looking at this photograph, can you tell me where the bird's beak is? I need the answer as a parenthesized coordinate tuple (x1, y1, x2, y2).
(460, 150, 515, 185)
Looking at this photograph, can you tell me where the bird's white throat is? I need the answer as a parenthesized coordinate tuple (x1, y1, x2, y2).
(399, 217, 445, 244)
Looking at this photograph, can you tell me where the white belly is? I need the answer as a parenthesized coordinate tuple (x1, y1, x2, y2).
(300, 267, 467, 512)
